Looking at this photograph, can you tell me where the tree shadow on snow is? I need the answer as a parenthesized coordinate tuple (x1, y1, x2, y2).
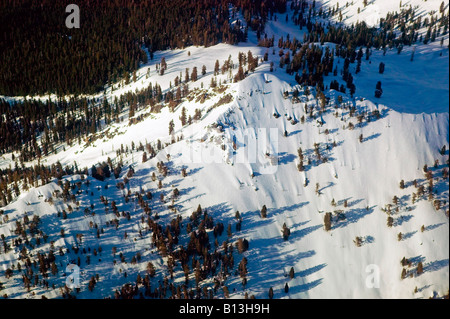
(401, 231, 417, 241)
(425, 223, 446, 231)
(268, 201, 310, 218)
(394, 214, 413, 227)
(288, 278, 323, 295)
(289, 224, 323, 241)
(362, 133, 381, 143)
(247, 248, 319, 291)
(287, 130, 302, 137)
(363, 235, 375, 245)
(205, 202, 232, 218)
(408, 255, 426, 266)
(424, 259, 449, 273)
(277, 152, 297, 165)
(319, 181, 335, 193)
(332, 205, 376, 229)
(296, 263, 327, 278)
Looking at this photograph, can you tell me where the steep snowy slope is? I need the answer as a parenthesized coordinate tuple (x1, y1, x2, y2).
(321, 0, 446, 28)
(124, 73, 450, 299)
(262, 0, 449, 114)
(0, 0, 448, 299)
(0, 65, 447, 299)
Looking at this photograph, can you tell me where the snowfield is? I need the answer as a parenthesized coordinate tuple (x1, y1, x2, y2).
(0, 0, 448, 299)
(322, 0, 446, 28)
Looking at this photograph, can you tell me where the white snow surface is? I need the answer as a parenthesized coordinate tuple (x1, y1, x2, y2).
(0, 0, 448, 299)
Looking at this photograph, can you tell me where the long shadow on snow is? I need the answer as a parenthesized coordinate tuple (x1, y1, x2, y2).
(287, 130, 302, 137)
(247, 248, 318, 288)
(362, 133, 381, 143)
(243, 219, 323, 291)
(423, 259, 449, 273)
(332, 205, 376, 229)
(288, 278, 323, 295)
(175, 192, 207, 208)
(241, 202, 310, 229)
(268, 202, 310, 218)
(394, 214, 413, 227)
(338, 197, 364, 207)
(288, 224, 323, 241)
(296, 263, 327, 278)
(408, 255, 426, 266)
(401, 231, 417, 241)
(278, 152, 297, 165)
(319, 181, 335, 193)
(204, 202, 233, 218)
(425, 223, 446, 231)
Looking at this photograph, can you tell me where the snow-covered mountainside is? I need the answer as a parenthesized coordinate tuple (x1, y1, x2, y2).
(0, 0, 448, 299)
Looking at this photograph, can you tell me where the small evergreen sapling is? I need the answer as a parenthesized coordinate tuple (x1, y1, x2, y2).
(260, 205, 267, 218)
(417, 261, 424, 275)
(324, 212, 332, 231)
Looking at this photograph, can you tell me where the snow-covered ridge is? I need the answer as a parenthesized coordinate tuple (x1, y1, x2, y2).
(0, 0, 448, 299)
(319, 0, 447, 27)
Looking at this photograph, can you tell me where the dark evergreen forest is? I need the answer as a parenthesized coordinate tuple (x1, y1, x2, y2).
(0, 0, 286, 96)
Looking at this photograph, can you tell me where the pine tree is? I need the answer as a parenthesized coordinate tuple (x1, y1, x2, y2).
(185, 68, 190, 82)
(234, 65, 245, 82)
(401, 268, 407, 280)
(161, 57, 167, 70)
(191, 67, 198, 82)
(214, 60, 220, 75)
(147, 262, 156, 277)
(180, 107, 187, 126)
(379, 62, 385, 74)
(194, 109, 202, 121)
(260, 205, 267, 218)
(51, 262, 58, 276)
(324, 212, 332, 231)
(387, 216, 394, 227)
(237, 238, 249, 254)
(142, 152, 148, 163)
(88, 276, 96, 292)
(223, 286, 230, 298)
(282, 223, 291, 240)
(375, 81, 383, 98)
(289, 267, 295, 279)
(417, 262, 424, 275)
(210, 76, 217, 88)
(268, 287, 274, 299)
(169, 120, 175, 135)
(227, 224, 232, 238)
